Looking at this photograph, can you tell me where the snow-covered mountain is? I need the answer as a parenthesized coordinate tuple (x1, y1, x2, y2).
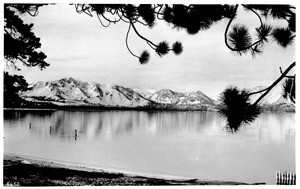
(21, 77, 150, 108)
(248, 84, 295, 111)
(21, 77, 216, 110)
(20, 77, 294, 111)
(149, 89, 216, 110)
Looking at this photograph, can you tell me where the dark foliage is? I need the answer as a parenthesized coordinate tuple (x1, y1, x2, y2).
(163, 5, 228, 35)
(218, 87, 261, 132)
(256, 24, 272, 43)
(72, 4, 294, 63)
(288, 14, 295, 32)
(227, 4, 295, 57)
(172, 41, 183, 55)
(4, 4, 49, 70)
(228, 24, 252, 55)
(268, 5, 294, 19)
(139, 51, 150, 65)
(124, 4, 137, 19)
(3, 72, 29, 108)
(162, 5, 173, 22)
(155, 41, 169, 56)
(137, 5, 155, 27)
(244, 5, 294, 18)
(282, 78, 295, 103)
(272, 27, 294, 48)
(223, 5, 238, 18)
(5, 4, 295, 65)
(250, 44, 263, 57)
(90, 4, 106, 14)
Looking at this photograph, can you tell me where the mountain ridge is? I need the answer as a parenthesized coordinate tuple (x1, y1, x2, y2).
(20, 77, 294, 111)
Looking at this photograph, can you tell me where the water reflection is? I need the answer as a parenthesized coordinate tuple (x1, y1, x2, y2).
(3, 110, 295, 184)
(4, 110, 294, 143)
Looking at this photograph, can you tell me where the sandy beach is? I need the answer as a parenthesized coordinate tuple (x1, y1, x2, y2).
(3, 154, 266, 186)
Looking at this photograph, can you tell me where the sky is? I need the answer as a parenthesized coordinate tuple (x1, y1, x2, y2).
(5, 3, 295, 98)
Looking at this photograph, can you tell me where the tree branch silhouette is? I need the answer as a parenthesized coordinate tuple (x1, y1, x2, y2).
(4, 4, 296, 124)
(224, 5, 269, 55)
(125, 24, 139, 59)
(249, 62, 295, 105)
(279, 67, 295, 78)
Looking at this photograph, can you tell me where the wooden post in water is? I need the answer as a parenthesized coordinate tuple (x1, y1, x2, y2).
(75, 129, 77, 140)
(50, 126, 51, 134)
(29, 123, 31, 129)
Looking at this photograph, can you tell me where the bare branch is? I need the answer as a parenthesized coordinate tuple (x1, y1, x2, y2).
(135, 19, 149, 26)
(75, 4, 93, 17)
(100, 13, 119, 23)
(125, 24, 139, 59)
(129, 19, 158, 48)
(96, 14, 110, 27)
(242, 5, 263, 29)
(27, 6, 39, 17)
(117, 11, 130, 23)
(279, 67, 295, 78)
(17, 57, 30, 67)
(147, 41, 156, 50)
(252, 62, 296, 105)
(154, 4, 165, 20)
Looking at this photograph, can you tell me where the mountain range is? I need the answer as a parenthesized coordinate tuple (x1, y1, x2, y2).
(20, 77, 295, 111)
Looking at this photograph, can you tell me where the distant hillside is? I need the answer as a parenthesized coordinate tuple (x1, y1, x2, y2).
(248, 85, 295, 111)
(20, 77, 216, 111)
(18, 77, 294, 111)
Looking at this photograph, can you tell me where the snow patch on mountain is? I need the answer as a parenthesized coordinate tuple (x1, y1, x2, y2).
(22, 77, 149, 108)
(20, 77, 293, 111)
(249, 85, 293, 104)
(247, 84, 294, 111)
(149, 89, 216, 107)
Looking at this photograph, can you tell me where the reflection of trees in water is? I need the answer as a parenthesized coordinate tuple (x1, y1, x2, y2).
(5, 110, 224, 140)
(30, 111, 220, 139)
(245, 112, 295, 143)
(52, 111, 294, 142)
(151, 111, 223, 135)
(5, 110, 294, 142)
(4, 110, 55, 137)
(46, 111, 138, 139)
(4, 110, 53, 122)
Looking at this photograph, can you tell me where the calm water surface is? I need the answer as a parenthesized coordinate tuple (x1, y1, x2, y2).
(4, 110, 295, 184)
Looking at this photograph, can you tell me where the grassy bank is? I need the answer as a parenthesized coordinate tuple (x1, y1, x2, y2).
(3, 155, 265, 186)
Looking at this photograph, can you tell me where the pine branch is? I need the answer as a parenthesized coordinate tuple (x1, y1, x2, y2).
(225, 5, 269, 53)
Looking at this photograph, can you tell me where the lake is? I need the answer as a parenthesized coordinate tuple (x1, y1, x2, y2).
(3, 110, 295, 184)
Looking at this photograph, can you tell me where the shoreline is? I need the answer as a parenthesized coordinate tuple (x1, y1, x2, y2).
(3, 107, 295, 113)
(3, 154, 265, 186)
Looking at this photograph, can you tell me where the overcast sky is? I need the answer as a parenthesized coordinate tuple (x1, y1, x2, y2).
(6, 4, 295, 98)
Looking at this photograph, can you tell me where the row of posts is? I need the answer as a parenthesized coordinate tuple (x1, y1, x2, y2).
(276, 171, 296, 185)
(29, 123, 78, 140)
